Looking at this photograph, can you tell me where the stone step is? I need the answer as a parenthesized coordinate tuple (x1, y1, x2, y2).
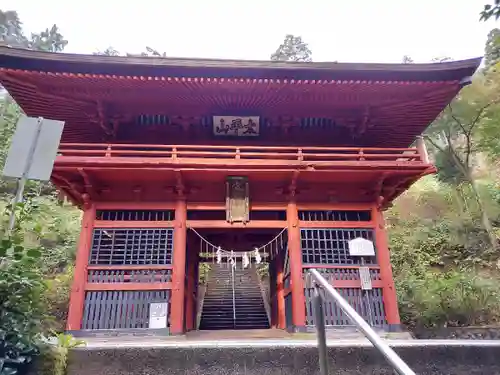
(202, 306, 267, 311)
(201, 315, 269, 321)
(201, 311, 269, 317)
(203, 297, 266, 301)
(201, 310, 268, 315)
(199, 324, 271, 330)
(203, 300, 266, 305)
(200, 318, 269, 323)
(201, 266, 269, 330)
(203, 290, 262, 293)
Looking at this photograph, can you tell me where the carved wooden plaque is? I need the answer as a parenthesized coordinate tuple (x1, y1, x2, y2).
(226, 176, 249, 223)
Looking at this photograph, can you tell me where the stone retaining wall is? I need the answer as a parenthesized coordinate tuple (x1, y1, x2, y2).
(414, 326, 500, 340)
(68, 344, 500, 374)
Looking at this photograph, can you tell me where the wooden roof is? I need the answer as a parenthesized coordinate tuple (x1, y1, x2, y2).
(0, 47, 481, 147)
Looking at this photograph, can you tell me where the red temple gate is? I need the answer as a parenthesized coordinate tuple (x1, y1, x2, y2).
(0, 47, 480, 335)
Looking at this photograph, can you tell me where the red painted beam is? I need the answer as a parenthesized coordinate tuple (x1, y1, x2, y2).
(85, 282, 172, 291)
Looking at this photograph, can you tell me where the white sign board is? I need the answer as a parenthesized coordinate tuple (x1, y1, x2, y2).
(3, 116, 64, 181)
(213, 116, 260, 137)
(149, 302, 168, 329)
(348, 237, 375, 256)
(359, 267, 373, 290)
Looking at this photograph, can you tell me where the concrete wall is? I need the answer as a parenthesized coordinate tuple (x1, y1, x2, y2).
(68, 344, 500, 375)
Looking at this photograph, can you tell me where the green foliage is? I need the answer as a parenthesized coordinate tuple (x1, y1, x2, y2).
(476, 64, 500, 159)
(29, 25, 67, 53)
(389, 176, 500, 328)
(434, 149, 466, 185)
(256, 263, 269, 279)
(0, 10, 67, 52)
(35, 345, 65, 375)
(485, 29, 500, 69)
(43, 267, 73, 332)
(55, 333, 85, 350)
(198, 263, 211, 285)
(397, 269, 500, 329)
(270, 34, 312, 62)
(402, 55, 414, 64)
(94, 46, 167, 57)
(481, 1, 500, 21)
(423, 59, 500, 250)
(94, 47, 120, 56)
(0, 203, 45, 375)
(0, 331, 39, 375)
(35, 335, 85, 375)
(0, 10, 27, 47)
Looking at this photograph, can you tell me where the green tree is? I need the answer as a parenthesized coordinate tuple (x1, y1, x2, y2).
(481, 1, 500, 21)
(433, 149, 467, 185)
(94, 46, 120, 56)
(402, 55, 414, 64)
(270, 34, 312, 62)
(0, 9, 68, 196)
(431, 56, 453, 63)
(95, 46, 167, 57)
(485, 29, 500, 69)
(424, 72, 500, 251)
(30, 25, 68, 52)
(477, 64, 500, 158)
(0, 10, 27, 47)
(126, 46, 167, 57)
(0, 10, 67, 52)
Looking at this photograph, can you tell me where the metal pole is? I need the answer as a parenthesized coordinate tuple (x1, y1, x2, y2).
(313, 286, 329, 375)
(8, 117, 44, 232)
(231, 255, 236, 329)
(309, 269, 415, 375)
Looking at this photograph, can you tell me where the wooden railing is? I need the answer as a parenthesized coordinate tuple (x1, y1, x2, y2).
(57, 143, 427, 163)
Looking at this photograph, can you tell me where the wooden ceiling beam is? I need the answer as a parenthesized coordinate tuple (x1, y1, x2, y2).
(77, 168, 98, 200)
(51, 174, 84, 205)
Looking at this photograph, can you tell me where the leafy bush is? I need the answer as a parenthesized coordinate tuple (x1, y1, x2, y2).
(0, 196, 79, 374)
(0, 204, 46, 375)
(0, 332, 39, 375)
(43, 267, 73, 332)
(388, 176, 500, 329)
(33, 334, 85, 375)
(396, 269, 500, 328)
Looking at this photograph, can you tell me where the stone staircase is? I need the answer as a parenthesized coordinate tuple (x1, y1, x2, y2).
(199, 264, 270, 330)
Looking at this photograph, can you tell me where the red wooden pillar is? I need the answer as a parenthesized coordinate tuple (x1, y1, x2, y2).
(170, 197, 187, 335)
(372, 206, 401, 330)
(67, 201, 95, 331)
(286, 199, 306, 331)
(276, 251, 286, 329)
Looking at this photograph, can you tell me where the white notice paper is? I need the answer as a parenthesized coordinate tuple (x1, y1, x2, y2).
(149, 302, 168, 329)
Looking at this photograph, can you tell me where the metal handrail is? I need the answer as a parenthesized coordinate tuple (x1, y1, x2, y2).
(308, 269, 416, 375)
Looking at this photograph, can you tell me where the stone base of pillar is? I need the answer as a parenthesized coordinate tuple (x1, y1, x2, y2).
(286, 325, 307, 333)
(387, 324, 403, 332)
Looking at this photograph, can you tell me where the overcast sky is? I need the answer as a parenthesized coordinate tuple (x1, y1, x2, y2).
(3, 0, 497, 63)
